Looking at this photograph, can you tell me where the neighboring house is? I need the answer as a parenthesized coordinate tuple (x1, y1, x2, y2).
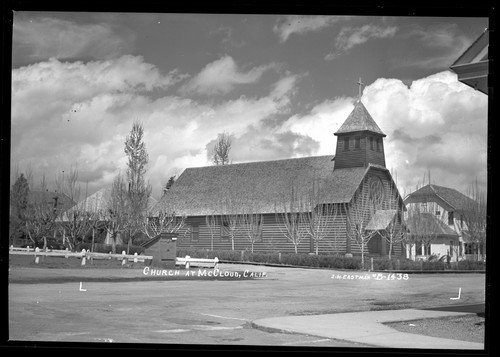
(151, 100, 406, 257)
(403, 184, 484, 261)
(61, 187, 158, 246)
(28, 190, 76, 216)
(450, 28, 489, 95)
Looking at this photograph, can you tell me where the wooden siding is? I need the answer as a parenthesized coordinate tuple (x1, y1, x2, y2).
(171, 168, 404, 257)
(335, 132, 385, 169)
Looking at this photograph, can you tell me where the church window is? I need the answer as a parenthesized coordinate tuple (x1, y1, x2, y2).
(191, 225, 199, 242)
(370, 137, 374, 150)
(343, 137, 350, 151)
(220, 222, 230, 242)
(376, 138, 380, 152)
(355, 136, 361, 149)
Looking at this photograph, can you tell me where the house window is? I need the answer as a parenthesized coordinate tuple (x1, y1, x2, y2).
(369, 137, 374, 150)
(220, 222, 230, 242)
(343, 137, 350, 151)
(465, 243, 475, 255)
(354, 136, 361, 150)
(416, 242, 431, 256)
(191, 225, 199, 242)
(449, 241, 454, 256)
(435, 210, 441, 216)
(376, 138, 381, 152)
(448, 211, 454, 226)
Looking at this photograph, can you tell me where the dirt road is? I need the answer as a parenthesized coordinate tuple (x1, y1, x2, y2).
(8, 264, 485, 346)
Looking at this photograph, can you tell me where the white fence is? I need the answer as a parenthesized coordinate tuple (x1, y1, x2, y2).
(9, 246, 152, 265)
(9, 246, 219, 269)
(176, 255, 219, 269)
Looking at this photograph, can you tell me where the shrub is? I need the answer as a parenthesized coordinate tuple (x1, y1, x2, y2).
(456, 260, 486, 270)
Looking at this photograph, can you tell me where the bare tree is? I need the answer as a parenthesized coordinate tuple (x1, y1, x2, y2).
(241, 203, 264, 253)
(344, 179, 377, 268)
(301, 178, 338, 255)
(274, 184, 308, 254)
(60, 209, 92, 251)
(220, 194, 244, 251)
(143, 210, 187, 238)
(55, 163, 81, 203)
(405, 202, 438, 258)
(459, 180, 487, 261)
(212, 132, 232, 165)
(379, 183, 406, 259)
(205, 212, 219, 251)
(102, 174, 129, 253)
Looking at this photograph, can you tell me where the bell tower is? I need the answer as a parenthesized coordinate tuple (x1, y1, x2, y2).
(333, 82, 386, 170)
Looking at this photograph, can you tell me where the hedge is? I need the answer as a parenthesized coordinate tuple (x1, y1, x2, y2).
(176, 248, 485, 271)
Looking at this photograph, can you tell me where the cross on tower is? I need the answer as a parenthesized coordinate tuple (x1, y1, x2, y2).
(357, 77, 364, 101)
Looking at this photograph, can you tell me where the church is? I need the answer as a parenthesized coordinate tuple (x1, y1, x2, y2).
(151, 98, 406, 257)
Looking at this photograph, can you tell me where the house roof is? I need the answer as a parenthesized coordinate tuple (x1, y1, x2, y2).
(406, 212, 458, 237)
(334, 101, 386, 137)
(450, 28, 488, 94)
(28, 190, 76, 214)
(60, 187, 158, 221)
(451, 28, 488, 67)
(365, 209, 398, 231)
(403, 184, 477, 213)
(151, 156, 393, 216)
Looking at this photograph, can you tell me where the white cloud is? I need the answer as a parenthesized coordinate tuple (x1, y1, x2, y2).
(181, 55, 278, 95)
(326, 24, 398, 60)
(11, 56, 299, 198)
(275, 71, 487, 195)
(363, 71, 487, 193)
(13, 17, 134, 62)
(274, 15, 350, 42)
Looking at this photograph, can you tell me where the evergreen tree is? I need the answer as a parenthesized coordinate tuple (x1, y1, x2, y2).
(10, 174, 30, 244)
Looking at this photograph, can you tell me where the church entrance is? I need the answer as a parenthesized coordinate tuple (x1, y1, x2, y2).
(368, 233, 387, 256)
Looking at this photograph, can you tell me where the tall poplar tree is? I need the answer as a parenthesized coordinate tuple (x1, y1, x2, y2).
(124, 121, 152, 253)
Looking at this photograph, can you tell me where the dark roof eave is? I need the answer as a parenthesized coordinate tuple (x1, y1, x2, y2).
(334, 129, 387, 137)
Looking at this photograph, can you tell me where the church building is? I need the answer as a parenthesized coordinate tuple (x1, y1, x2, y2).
(151, 99, 406, 257)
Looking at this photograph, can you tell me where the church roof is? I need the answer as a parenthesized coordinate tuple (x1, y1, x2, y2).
(151, 156, 387, 216)
(334, 100, 386, 137)
(404, 184, 477, 213)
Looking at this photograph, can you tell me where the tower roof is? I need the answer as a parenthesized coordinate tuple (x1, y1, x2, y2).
(334, 100, 386, 137)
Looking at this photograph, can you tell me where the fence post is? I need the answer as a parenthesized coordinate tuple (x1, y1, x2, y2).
(133, 252, 138, 264)
(241, 250, 244, 262)
(370, 257, 374, 272)
(122, 251, 127, 266)
(396, 259, 400, 271)
(278, 252, 281, 263)
(81, 249, 86, 266)
(185, 255, 190, 269)
(65, 248, 69, 259)
(27, 246, 30, 253)
(34, 247, 40, 264)
(10, 245, 13, 252)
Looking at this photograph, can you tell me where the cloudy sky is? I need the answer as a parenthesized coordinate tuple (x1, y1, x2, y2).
(10, 12, 488, 199)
